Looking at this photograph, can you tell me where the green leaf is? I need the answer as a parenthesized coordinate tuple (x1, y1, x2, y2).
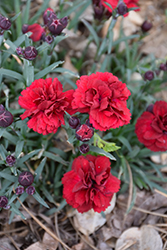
(89, 145, 116, 161)
(9, 192, 28, 224)
(15, 140, 24, 158)
(0, 69, 24, 81)
(14, 0, 22, 37)
(22, 0, 31, 24)
(94, 133, 120, 152)
(10, 203, 26, 220)
(17, 149, 41, 166)
(34, 61, 64, 79)
(81, 19, 99, 46)
(33, 191, 49, 208)
(43, 151, 68, 166)
(0, 171, 17, 182)
(8, 194, 18, 205)
(45, 199, 67, 216)
(118, 136, 132, 152)
(34, 157, 47, 182)
(60, 0, 87, 18)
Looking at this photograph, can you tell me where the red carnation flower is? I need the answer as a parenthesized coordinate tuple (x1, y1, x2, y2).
(72, 72, 131, 131)
(18, 78, 74, 135)
(135, 101, 167, 152)
(101, 0, 139, 15)
(22, 23, 45, 42)
(62, 155, 120, 213)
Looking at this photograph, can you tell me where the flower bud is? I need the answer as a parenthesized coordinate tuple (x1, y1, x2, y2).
(76, 124, 94, 142)
(159, 63, 167, 71)
(69, 116, 80, 129)
(6, 155, 16, 167)
(93, 3, 104, 20)
(0, 16, 11, 30)
(16, 47, 24, 56)
(22, 24, 29, 34)
(45, 35, 54, 44)
(141, 20, 152, 32)
(79, 144, 89, 154)
(15, 186, 24, 195)
(48, 16, 68, 36)
(24, 46, 38, 61)
(117, 1, 128, 16)
(0, 196, 8, 208)
(0, 105, 13, 128)
(43, 8, 55, 25)
(18, 171, 34, 187)
(146, 103, 154, 113)
(144, 71, 154, 81)
(26, 186, 35, 195)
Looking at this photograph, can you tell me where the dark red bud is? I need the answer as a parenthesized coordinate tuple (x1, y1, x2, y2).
(0, 16, 11, 30)
(16, 47, 24, 56)
(159, 63, 167, 71)
(43, 8, 55, 25)
(117, 1, 128, 16)
(76, 124, 94, 142)
(141, 20, 152, 32)
(0, 108, 13, 128)
(48, 17, 68, 36)
(6, 155, 16, 167)
(79, 144, 89, 154)
(18, 171, 34, 187)
(144, 71, 154, 81)
(15, 186, 24, 195)
(69, 116, 80, 129)
(146, 104, 154, 113)
(24, 46, 38, 61)
(0, 196, 8, 208)
(26, 186, 35, 195)
(22, 24, 29, 34)
(45, 35, 54, 44)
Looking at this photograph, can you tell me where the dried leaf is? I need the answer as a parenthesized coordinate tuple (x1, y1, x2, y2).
(115, 225, 163, 250)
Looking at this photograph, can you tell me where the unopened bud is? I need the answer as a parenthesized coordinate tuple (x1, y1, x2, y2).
(79, 144, 89, 154)
(18, 171, 34, 187)
(26, 186, 35, 195)
(6, 155, 16, 167)
(117, 1, 128, 16)
(141, 20, 152, 32)
(24, 46, 38, 61)
(76, 124, 94, 142)
(144, 71, 154, 81)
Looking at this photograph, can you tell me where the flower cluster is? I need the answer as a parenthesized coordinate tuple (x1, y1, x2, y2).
(16, 171, 35, 195)
(18, 72, 131, 212)
(22, 8, 68, 44)
(135, 101, 167, 152)
(62, 155, 120, 213)
(16, 46, 38, 61)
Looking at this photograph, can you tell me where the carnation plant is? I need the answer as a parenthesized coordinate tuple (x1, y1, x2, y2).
(0, 0, 167, 236)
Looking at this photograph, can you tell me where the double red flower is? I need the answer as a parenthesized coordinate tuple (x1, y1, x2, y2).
(18, 78, 74, 135)
(72, 72, 131, 131)
(135, 101, 167, 152)
(62, 155, 120, 213)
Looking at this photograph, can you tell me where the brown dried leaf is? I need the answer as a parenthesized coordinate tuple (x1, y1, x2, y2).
(115, 225, 163, 250)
